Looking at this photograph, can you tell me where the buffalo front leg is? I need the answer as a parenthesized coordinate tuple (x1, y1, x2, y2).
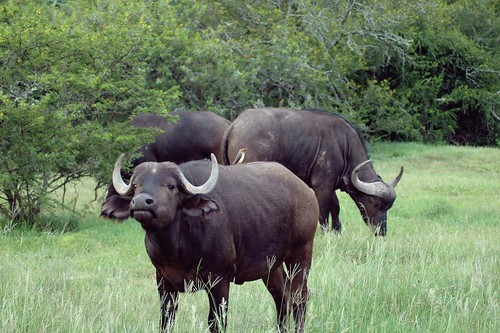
(205, 277, 230, 332)
(156, 270, 179, 332)
(263, 265, 291, 332)
(312, 185, 334, 231)
(329, 191, 342, 233)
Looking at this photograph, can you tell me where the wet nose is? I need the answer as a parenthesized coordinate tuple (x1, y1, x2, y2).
(131, 193, 155, 210)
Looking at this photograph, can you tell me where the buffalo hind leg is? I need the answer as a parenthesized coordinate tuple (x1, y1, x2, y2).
(156, 270, 179, 332)
(263, 265, 291, 332)
(289, 267, 308, 333)
(205, 277, 230, 333)
(285, 242, 313, 333)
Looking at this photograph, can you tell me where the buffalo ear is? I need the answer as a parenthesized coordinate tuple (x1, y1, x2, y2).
(100, 195, 132, 221)
(182, 194, 220, 221)
(340, 176, 354, 192)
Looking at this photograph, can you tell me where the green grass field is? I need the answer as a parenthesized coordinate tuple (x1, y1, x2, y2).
(1, 142, 499, 332)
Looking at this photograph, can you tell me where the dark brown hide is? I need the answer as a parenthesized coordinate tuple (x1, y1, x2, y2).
(131, 111, 230, 164)
(221, 108, 403, 236)
(106, 157, 319, 332)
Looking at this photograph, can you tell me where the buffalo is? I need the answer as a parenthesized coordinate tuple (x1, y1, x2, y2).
(105, 153, 319, 332)
(221, 108, 403, 236)
(101, 111, 230, 220)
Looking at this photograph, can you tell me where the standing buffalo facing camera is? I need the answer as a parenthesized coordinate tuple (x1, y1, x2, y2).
(222, 108, 403, 236)
(104, 154, 319, 332)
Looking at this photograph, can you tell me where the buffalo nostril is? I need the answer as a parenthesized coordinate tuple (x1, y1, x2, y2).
(145, 198, 154, 205)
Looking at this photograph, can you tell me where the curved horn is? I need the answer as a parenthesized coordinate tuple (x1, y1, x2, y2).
(112, 153, 133, 196)
(390, 166, 404, 188)
(179, 153, 219, 194)
(351, 160, 394, 197)
(231, 148, 247, 165)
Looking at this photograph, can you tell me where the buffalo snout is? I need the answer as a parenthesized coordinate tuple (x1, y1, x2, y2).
(131, 193, 157, 222)
(131, 192, 155, 208)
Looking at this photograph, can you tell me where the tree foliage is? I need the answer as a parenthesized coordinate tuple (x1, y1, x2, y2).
(0, 0, 178, 226)
(0, 0, 498, 228)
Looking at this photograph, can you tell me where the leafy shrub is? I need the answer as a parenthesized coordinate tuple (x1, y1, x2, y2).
(0, 1, 177, 226)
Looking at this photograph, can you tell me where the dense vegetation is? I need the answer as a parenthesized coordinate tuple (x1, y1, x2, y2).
(0, 0, 498, 225)
(1, 143, 499, 332)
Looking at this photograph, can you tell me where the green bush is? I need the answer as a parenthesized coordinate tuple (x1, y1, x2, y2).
(0, 1, 177, 227)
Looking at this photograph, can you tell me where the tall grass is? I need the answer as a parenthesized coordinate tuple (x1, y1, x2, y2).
(1, 143, 498, 332)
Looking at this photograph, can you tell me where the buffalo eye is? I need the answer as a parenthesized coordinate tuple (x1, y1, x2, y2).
(132, 184, 138, 190)
(167, 184, 176, 191)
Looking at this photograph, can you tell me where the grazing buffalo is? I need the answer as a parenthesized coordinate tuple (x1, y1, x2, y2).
(105, 153, 319, 332)
(101, 111, 230, 220)
(221, 108, 403, 236)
